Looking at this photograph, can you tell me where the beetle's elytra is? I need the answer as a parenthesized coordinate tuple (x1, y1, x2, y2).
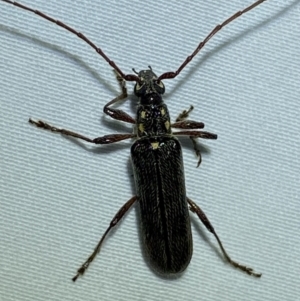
(133, 135, 191, 274)
(1, 0, 266, 280)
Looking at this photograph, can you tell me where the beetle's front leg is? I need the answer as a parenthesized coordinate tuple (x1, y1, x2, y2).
(103, 70, 136, 124)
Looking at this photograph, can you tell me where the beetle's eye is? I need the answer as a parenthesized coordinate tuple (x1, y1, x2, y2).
(134, 81, 145, 96)
(154, 80, 165, 94)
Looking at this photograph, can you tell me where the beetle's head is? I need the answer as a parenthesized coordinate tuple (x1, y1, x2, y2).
(133, 67, 165, 97)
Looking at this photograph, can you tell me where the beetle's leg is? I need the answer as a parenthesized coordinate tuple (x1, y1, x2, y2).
(172, 106, 206, 167)
(29, 70, 136, 144)
(29, 119, 136, 144)
(190, 138, 202, 167)
(103, 70, 136, 124)
(171, 120, 205, 130)
(72, 196, 137, 282)
(187, 197, 262, 278)
(173, 130, 217, 167)
(174, 130, 217, 140)
(173, 105, 205, 129)
(175, 105, 194, 122)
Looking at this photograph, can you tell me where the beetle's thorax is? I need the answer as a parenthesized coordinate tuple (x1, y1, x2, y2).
(134, 69, 171, 137)
(136, 101, 171, 137)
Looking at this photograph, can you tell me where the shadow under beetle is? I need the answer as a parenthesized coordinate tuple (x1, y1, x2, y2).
(2, 0, 266, 280)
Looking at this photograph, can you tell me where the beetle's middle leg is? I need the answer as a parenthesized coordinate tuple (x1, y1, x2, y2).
(173, 106, 217, 167)
(29, 118, 136, 144)
(172, 105, 207, 167)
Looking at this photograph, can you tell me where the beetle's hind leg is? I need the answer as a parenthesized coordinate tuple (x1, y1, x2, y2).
(187, 197, 262, 277)
(72, 196, 137, 282)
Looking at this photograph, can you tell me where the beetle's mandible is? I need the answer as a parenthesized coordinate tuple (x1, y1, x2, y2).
(1, 0, 266, 281)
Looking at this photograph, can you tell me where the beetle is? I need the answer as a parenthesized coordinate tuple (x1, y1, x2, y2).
(1, 0, 265, 280)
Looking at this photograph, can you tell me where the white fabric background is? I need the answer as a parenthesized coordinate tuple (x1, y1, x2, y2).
(1, 1, 299, 301)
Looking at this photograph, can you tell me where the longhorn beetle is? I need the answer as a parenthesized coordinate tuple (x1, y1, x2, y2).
(2, 0, 266, 281)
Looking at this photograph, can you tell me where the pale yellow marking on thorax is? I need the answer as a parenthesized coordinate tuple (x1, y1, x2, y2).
(164, 120, 170, 131)
(151, 142, 159, 150)
(138, 123, 144, 133)
(141, 111, 146, 119)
